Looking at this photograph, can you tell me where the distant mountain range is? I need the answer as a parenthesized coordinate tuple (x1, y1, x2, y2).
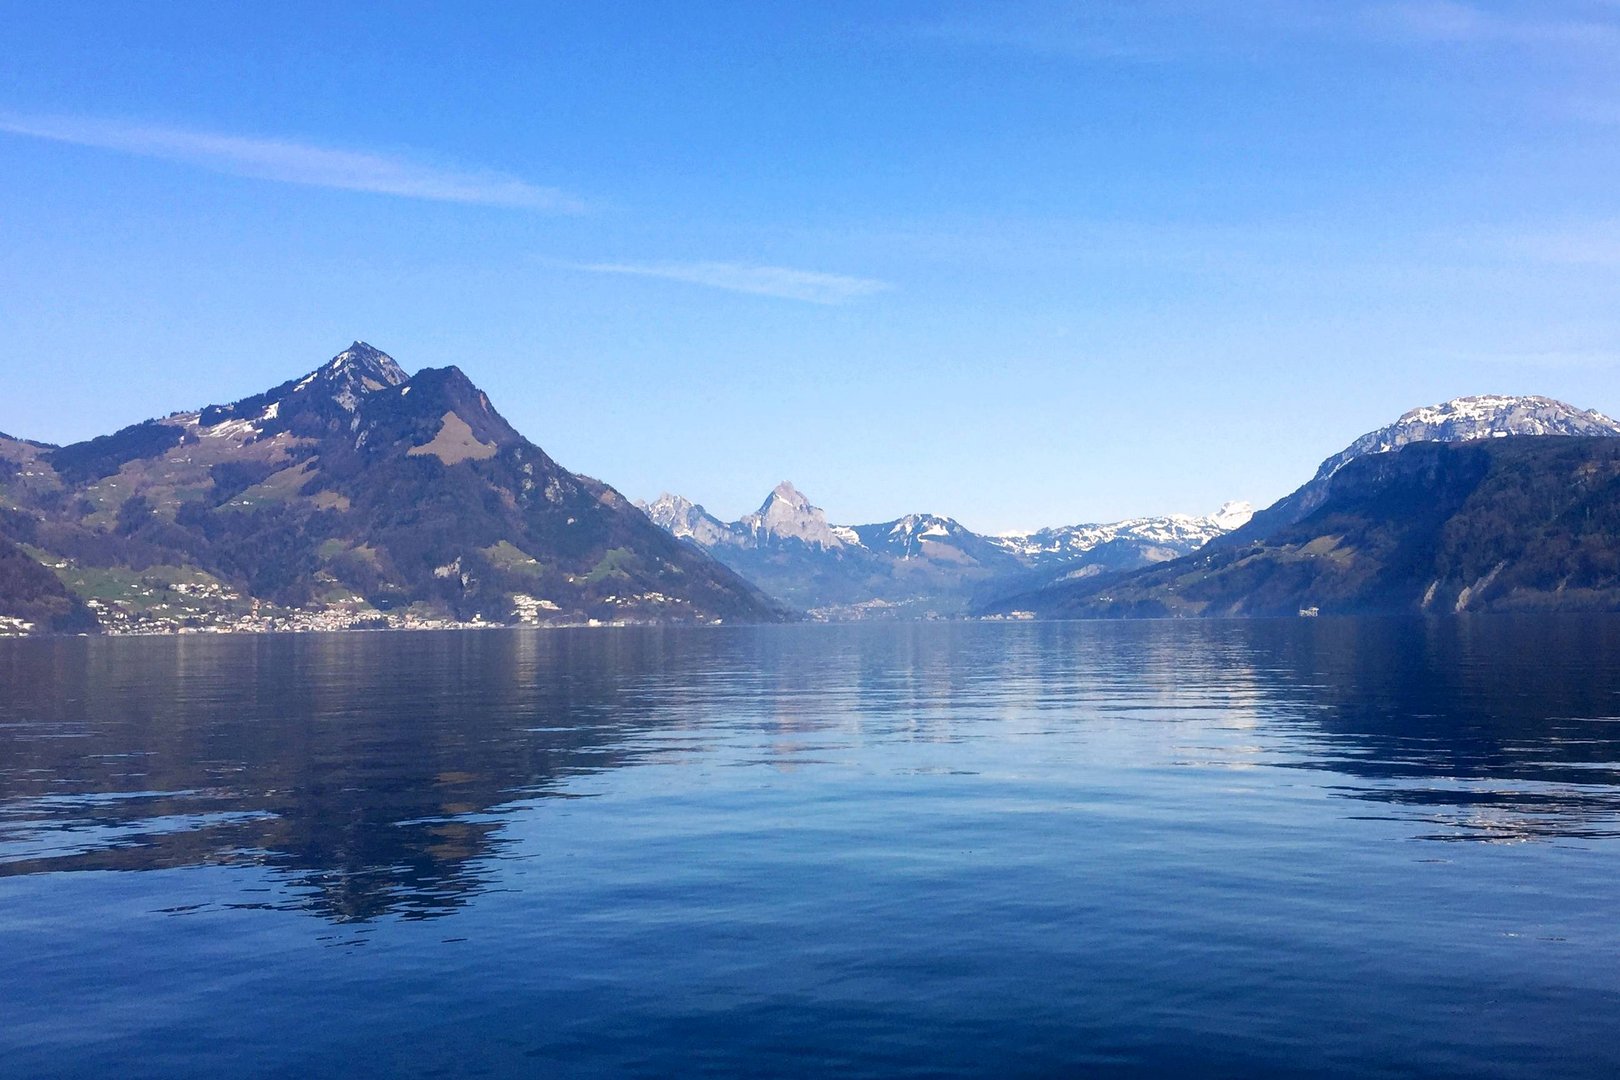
(7, 362, 1620, 635)
(639, 483, 1252, 617)
(0, 343, 785, 633)
(986, 395, 1620, 618)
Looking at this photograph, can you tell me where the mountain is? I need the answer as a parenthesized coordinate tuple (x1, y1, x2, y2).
(0, 343, 787, 633)
(984, 399, 1620, 619)
(991, 502, 1253, 567)
(739, 482, 855, 549)
(853, 513, 1023, 567)
(642, 483, 901, 615)
(1316, 395, 1620, 478)
(639, 493, 735, 548)
(641, 483, 863, 553)
(0, 535, 98, 633)
(1216, 395, 1620, 550)
(639, 483, 1250, 618)
(990, 501, 1253, 578)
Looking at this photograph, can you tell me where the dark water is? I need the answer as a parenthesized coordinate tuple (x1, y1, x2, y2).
(3, 619, 1620, 1078)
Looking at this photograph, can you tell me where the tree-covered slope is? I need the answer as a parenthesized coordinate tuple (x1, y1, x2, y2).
(0, 535, 98, 633)
(984, 438, 1620, 618)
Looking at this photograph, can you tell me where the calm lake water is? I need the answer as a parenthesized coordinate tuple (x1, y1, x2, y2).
(3, 618, 1620, 1078)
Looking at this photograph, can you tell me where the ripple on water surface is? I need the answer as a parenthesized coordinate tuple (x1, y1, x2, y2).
(2, 618, 1619, 1078)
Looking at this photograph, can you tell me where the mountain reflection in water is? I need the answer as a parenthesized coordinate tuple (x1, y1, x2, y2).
(4, 618, 1620, 923)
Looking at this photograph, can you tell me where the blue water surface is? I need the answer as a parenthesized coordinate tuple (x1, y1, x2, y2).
(2, 618, 1619, 1078)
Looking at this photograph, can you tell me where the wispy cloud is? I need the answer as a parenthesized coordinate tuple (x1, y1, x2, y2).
(912, 1, 1620, 61)
(913, 1, 1272, 63)
(574, 260, 893, 304)
(0, 113, 584, 211)
(1368, 1, 1620, 47)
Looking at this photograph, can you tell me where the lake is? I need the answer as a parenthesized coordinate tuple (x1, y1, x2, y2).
(3, 618, 1619, 1078)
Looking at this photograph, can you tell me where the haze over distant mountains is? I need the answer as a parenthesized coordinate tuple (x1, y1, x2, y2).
(639, 483, 1252, 617)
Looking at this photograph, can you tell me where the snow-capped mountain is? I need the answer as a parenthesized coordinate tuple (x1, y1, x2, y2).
(638, 483, 1252, 617)
(992, 501, 1254, 569)
(1312, 395, 1620, 484)
(639, 493, 736, 548)
(640, 483, 856, 551)
(986, 435, 1620, 620)
(851, 513, 1020, 567)
(1221, 394, 1620, 548)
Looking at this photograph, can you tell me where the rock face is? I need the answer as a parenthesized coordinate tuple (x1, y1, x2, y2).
(641, 483, 898, 615)
(638, 483, 1251, 618)
(639, 493, 735, 548)
(738, 482, 850, 550)
(1218, 395, 1620, 550)
(0, 343, 788, 633)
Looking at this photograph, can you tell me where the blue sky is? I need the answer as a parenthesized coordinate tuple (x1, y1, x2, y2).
(3, 1, 1619, 531)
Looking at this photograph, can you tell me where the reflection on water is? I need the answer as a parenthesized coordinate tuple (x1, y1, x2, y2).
(4, 619, 1620, 1079)
(1252, 617, 1620, 842)
(4, 619, 1620, 919)
(0, 630, 693, 920)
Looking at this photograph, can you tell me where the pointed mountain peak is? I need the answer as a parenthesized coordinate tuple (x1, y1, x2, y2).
(643, 492, 698, 515)
(327, 341, 409, 388)
(761, 480, 809, 512)
(743, 482, 845, 549)
(284, 341, 410, 413)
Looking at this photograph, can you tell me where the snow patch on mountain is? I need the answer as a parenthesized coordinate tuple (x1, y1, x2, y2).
(637, 493, 735, 547)
(990, 503, 1251, 565)
(1313, 395, 1620, 482)
(293, 341, 410, 413)
(1210, 500, 1255, 531)
(200, 418, 259, 441)
(643, 482, 1250, 572)
(860, 513, 992, 561)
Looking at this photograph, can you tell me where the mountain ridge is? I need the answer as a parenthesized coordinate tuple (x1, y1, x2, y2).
(983, 394, 1620, 619)
(639, 484, 1251, 617)
(1215, 394, 1620, 551)
(0, 343, 788, 633)
(11, 376, 1617, 633)
(985, 438, 1620, 618)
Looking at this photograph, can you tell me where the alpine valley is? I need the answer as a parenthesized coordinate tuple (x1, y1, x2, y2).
(0, 343, 786, 634)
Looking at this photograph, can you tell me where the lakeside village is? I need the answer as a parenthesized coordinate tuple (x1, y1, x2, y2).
(0, 562, 717, 637)
(0, 572, 1044, 636)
